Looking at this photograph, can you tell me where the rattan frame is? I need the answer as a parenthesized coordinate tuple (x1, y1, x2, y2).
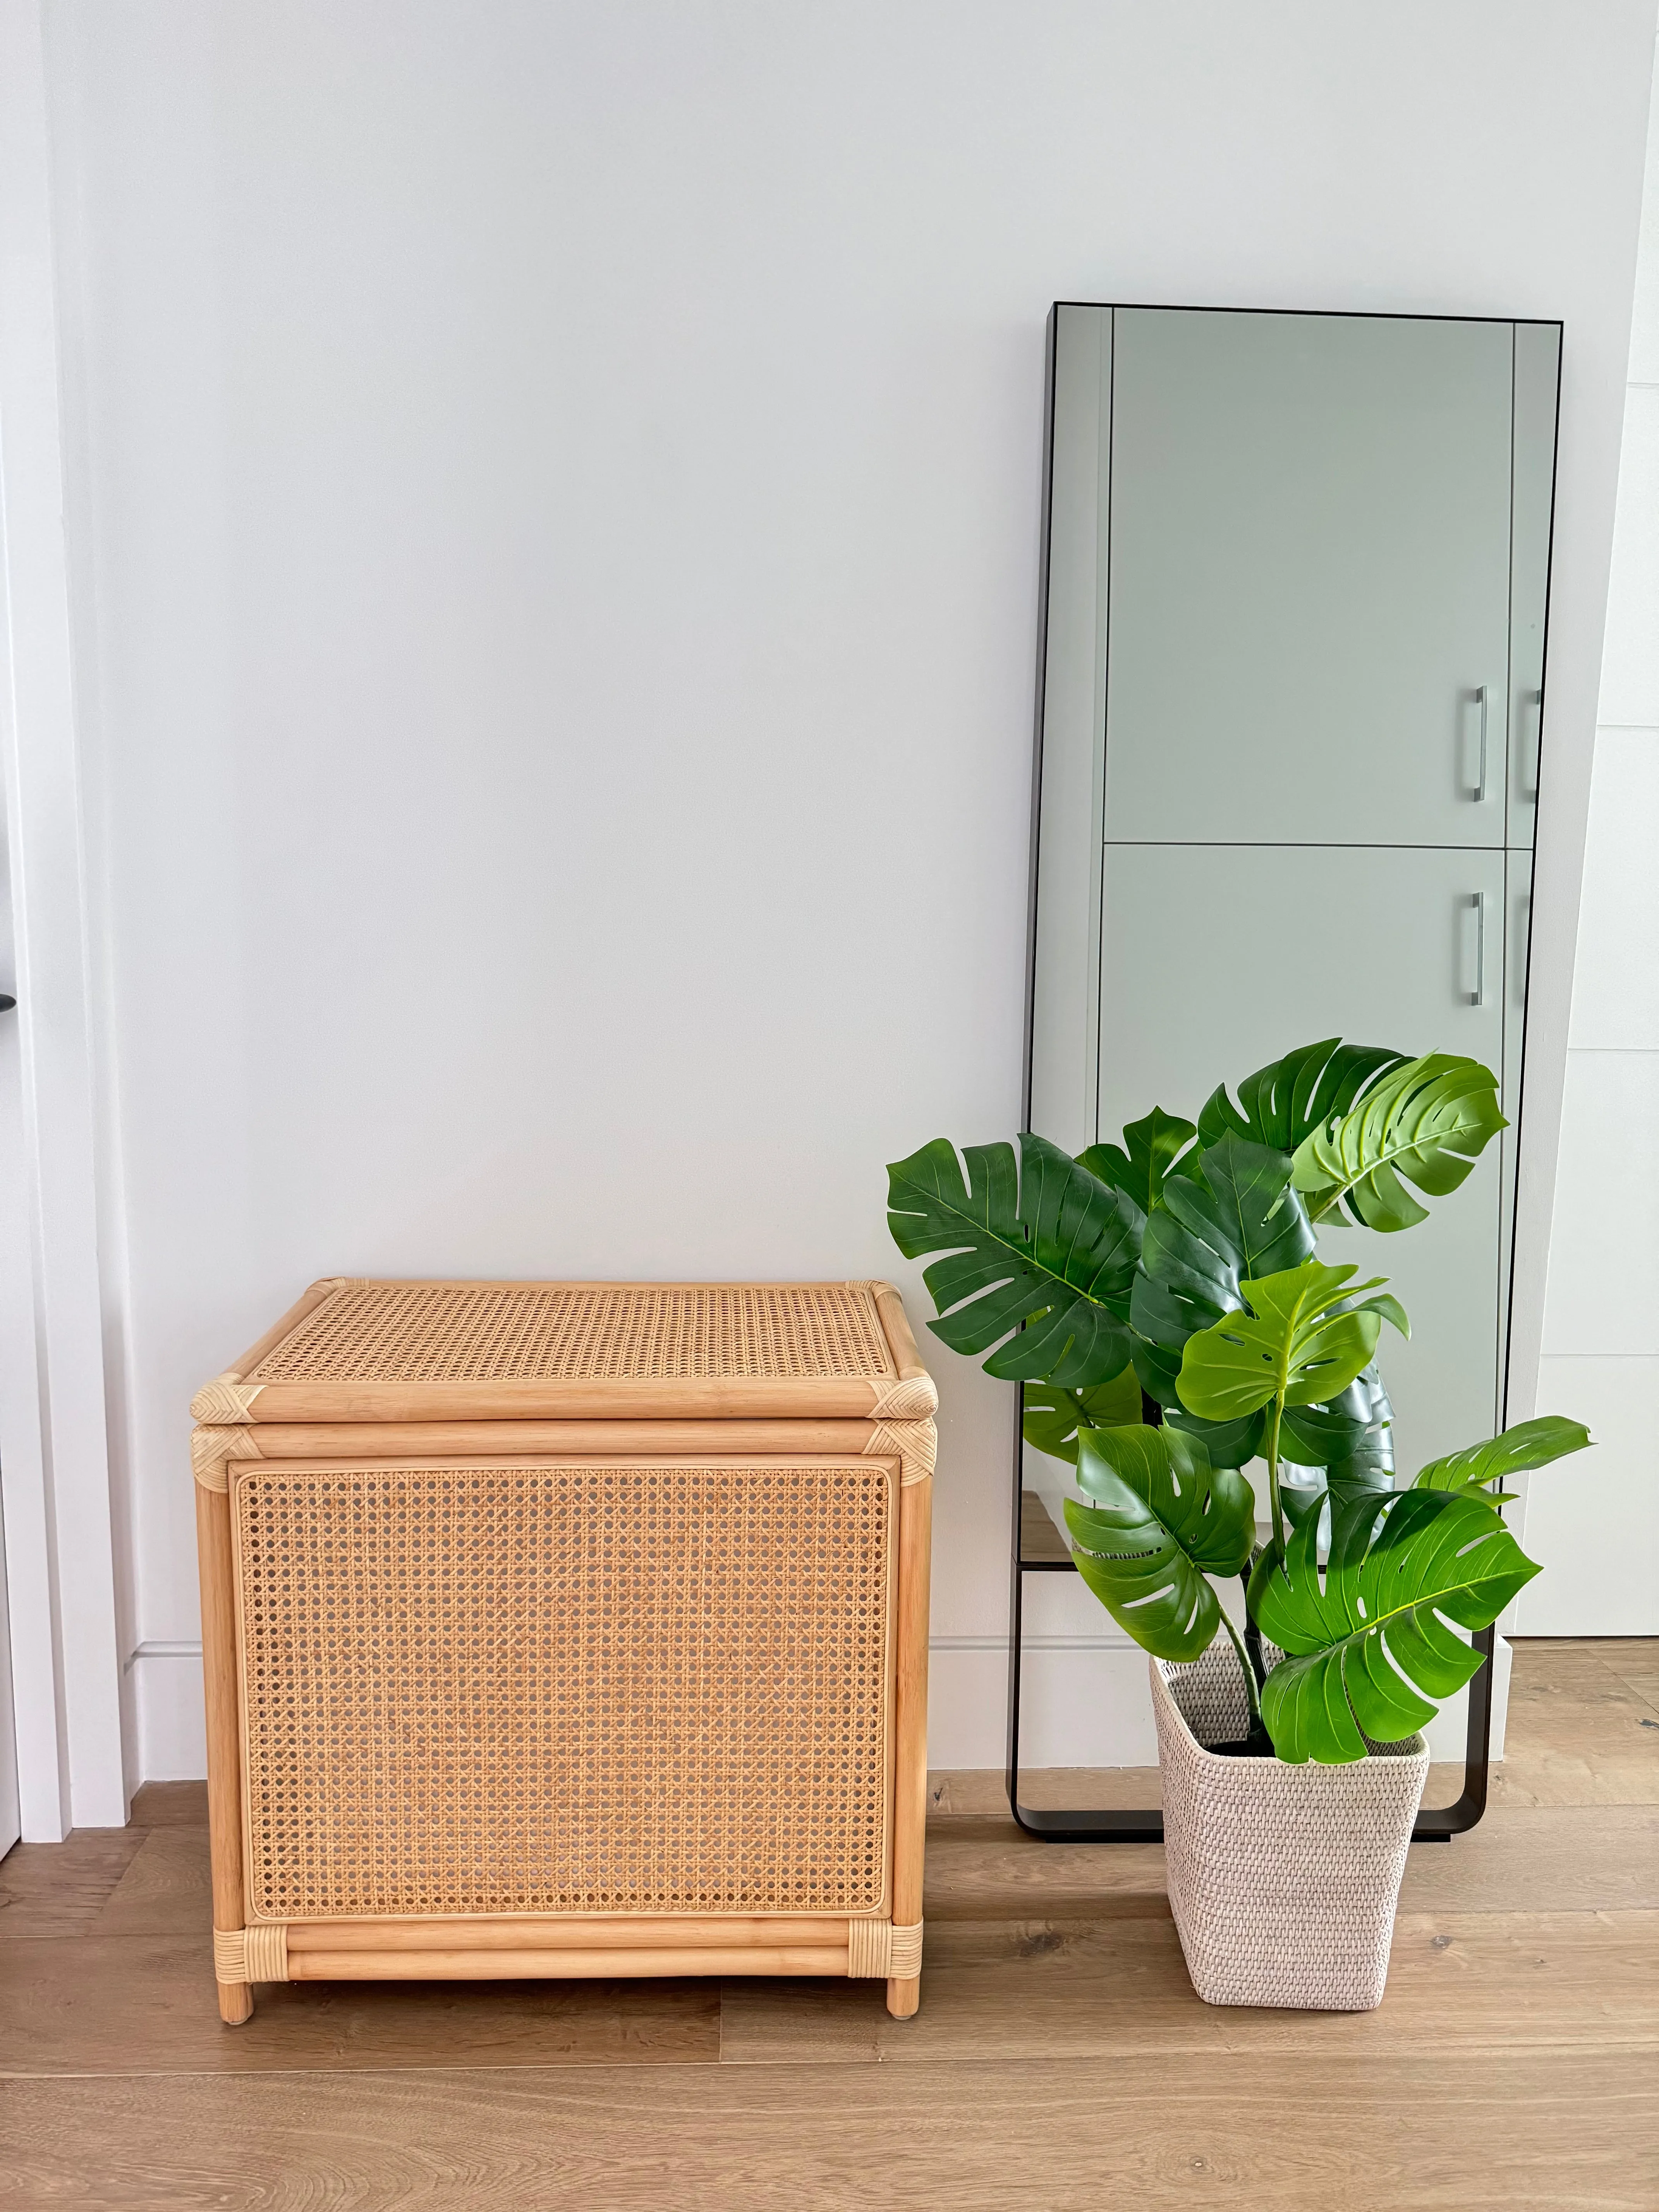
(193, 1280, 934, 2025)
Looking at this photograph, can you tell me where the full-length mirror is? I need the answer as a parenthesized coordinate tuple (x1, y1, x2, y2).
(1014, 303, 1561, 1836)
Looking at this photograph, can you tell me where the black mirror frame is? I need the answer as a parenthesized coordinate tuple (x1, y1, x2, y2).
(1005, 301, 1564, 1845)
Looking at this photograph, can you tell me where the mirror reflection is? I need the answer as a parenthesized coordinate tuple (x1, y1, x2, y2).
(1015, 304, 1561, 1825)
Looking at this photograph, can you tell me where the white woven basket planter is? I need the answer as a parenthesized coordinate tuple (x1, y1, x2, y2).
(1152, 1644, 1429, 2011)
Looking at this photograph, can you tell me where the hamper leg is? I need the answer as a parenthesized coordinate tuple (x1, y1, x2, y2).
(196, 1479, 253, 2026)
(888, 1471, 932, 2021)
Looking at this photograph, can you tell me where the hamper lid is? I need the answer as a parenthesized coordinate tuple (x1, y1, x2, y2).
(192, 1278, 936, 1425)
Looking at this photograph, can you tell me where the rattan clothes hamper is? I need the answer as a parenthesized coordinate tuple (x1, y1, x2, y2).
(190, 1279, 936, 2024)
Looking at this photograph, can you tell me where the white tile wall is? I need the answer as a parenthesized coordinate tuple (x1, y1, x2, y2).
(1541, 1052, 1659, 1357)
(1528, 45, 1659, 1633)
(1632, 64, 1659, 386)
(1595, 390, 1659, 726)
(1568, 731, 1659, 1050)
(1523, 1356, 1659, 1633)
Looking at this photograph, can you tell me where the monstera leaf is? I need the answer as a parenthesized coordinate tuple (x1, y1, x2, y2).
(1163, 1399, 1269, 1469)
(1063, 1426, 1255, 1661)
(1078, 1107, 1199, 1216)
(1291, 1053, 1507, 1231)
(1176, 1259, 1408, 1428)
(1171, 1365, 1395, 1502)
(1022, 1365, 1144, 1463)
(886, 1133, 1142, 1386)
(1250, 1489, 1542, 1762)
(1412, 1415, 1592, 1505)
(1198, 1037, 1407, 1154)
(1279, 1364, 1396, 1500)
(1130, 1133, 1317, 1414)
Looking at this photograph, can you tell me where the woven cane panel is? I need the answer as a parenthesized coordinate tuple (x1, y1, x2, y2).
(234, 1461, 893, 1920)
(246, 1283, 894, 1386)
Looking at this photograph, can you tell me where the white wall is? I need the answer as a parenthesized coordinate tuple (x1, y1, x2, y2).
(1525, 42, 1659, 1634)
(30, 0, 1657, 1786)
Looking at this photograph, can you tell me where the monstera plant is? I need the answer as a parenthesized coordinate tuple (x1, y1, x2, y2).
(886, 1038, 1591, 1765)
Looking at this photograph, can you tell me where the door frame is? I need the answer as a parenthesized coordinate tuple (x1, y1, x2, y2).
(0, 0, 126, 1839)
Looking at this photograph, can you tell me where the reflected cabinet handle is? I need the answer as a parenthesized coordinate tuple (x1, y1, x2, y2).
(1467, 891, 1487, 1006)
(1468, 685, 1490, 804)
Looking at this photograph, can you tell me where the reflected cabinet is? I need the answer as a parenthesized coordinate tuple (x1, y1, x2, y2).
(1015, 303, 1561, 1838)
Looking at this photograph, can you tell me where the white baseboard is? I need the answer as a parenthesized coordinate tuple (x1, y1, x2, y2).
(1489, 1630, 1513, 1761)
(122, 1632, 1509, 1788)
(126, 1645, 205, 1782)
(932, 1632, 1503, 1771)
(922, 1639, 1012, 1769)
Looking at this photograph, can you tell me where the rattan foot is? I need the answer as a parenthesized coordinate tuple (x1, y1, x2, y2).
(885, 1975, 919, 2019)
(218, 1980, 254, 2026)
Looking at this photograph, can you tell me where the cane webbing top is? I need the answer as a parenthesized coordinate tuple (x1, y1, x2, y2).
(234, 1459, 894, 1921)
(247, 1282, 896, 1386)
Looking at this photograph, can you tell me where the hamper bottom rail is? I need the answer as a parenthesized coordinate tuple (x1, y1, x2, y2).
(290, 1944, 850, 1979)
(215, 1912, 924, 1985)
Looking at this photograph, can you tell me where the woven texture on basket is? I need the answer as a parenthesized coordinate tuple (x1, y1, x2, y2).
(1152, 1646, 1428, 2012)
(246, 1283, 896, 1385)
(234, 1460, 893, 1920)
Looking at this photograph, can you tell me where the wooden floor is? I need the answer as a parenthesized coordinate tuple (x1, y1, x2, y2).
(0, 1638, 1654, 2210)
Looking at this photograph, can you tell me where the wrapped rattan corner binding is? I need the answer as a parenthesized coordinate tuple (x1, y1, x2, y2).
(192, 1279, 934, 2025)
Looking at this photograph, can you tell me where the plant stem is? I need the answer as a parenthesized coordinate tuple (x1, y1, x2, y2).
(1263, 1395, 1286, 1559)
(1218, 1607, 1264, 1737)
(1240, 1568, 1268, 1692)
